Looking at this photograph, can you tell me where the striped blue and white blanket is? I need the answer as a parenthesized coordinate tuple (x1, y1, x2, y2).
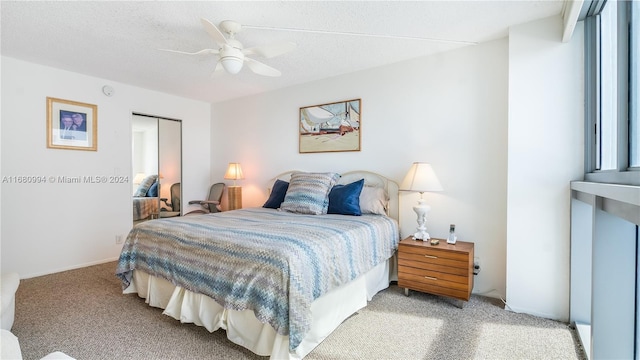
(116, 207, 399, 350)
(132, 196, 158, 221)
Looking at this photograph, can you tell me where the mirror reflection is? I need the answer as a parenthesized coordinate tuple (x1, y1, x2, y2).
(131, 114, 182, 224)
(157, 118, 181, 218)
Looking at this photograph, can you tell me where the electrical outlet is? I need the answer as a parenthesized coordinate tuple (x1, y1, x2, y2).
(115, 235, 124, 245)
(473, 257, 481, 275)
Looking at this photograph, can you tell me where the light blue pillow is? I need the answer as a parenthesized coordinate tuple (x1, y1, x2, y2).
(328, 179, 364, 216)
(280, 172, 341, 215)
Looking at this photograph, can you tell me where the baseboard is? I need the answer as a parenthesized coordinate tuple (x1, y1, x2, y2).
(574, 322, 591, 359)
(472, 288, 505, 300)
(21, 257, 119, 279)
(504, 304, 567, 322)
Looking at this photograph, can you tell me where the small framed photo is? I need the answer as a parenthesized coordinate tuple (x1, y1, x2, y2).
(46, 97, 97, 151)
(299, 99, 361, 153)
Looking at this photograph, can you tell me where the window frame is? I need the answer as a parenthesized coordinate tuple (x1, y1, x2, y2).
(583, 0, 639, 185)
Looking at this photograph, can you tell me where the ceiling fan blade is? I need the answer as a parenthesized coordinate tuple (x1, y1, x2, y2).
(244, 57, 281, 77)
(243, 41, 297, 59)
(200, 18, 228, 45)
(211, 61, 225, 78)
(159, 48, 219, 56)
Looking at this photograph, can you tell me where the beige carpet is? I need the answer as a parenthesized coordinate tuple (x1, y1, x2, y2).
(12, 262, 587, 360)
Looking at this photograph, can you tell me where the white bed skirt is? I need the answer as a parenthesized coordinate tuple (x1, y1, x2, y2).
(123, 259, 391, 359)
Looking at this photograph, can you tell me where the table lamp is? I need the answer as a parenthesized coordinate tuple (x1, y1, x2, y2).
(224, 162, 244, 210)
(400, 162, 443, 240)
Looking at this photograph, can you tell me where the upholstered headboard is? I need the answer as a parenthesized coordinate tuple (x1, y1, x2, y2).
(268, 170, 399, 221)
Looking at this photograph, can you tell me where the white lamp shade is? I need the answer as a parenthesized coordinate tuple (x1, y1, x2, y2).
(224, 163, 244, 180)
(219, 44, 244, 74)
(221, 57, 243, 74)
(400, 162, 443, 192)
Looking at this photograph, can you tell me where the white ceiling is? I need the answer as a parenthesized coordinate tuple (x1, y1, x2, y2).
(1, 1, 565, 104)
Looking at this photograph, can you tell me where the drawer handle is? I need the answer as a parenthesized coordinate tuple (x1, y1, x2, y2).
(424, 276, 438, 281)
(424, 255, 437, 259)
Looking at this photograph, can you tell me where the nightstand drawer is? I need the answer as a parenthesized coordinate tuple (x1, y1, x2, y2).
(398, 265, 469, 286)
(397, 253, 469, 274)
(397, 257, 469, 276)
(399, 279, 470, 301)
(406, 244, 469, 259)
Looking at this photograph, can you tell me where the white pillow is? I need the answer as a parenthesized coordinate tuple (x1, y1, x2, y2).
(359, 186, 388, 215)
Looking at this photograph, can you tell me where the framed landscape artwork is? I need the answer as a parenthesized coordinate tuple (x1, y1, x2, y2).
(299, 99, 361, 153)
(47, 97, 97, 151)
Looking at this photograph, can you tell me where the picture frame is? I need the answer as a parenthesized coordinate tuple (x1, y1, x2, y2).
(299, 99, 361, 153)
(46, 97, 97, 151)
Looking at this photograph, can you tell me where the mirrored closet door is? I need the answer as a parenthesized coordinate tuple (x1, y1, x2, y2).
(132, 114, 182, 224)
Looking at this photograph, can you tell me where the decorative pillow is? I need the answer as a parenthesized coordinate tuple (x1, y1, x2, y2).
(263, 179, 289, 209)
(146, 181, 158, 197)
(133, 175, 157, 197)
(359, 186, 388, 215)
(280, 172, 341, 215)
(328, 179, 364, 216)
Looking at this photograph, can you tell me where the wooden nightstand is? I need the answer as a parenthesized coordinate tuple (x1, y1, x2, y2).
(398, 237, 474, 304)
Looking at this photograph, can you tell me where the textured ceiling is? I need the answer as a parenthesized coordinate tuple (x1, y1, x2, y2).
(1, 1, 565, 104)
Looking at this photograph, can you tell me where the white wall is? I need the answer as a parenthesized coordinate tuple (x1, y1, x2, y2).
(211, 39, 509, 299)
(506, 17, 584, 321)
(0, 56, 212, 278)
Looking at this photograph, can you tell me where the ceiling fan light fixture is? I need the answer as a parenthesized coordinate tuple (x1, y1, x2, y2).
(219, 44, 244, 74)
(221, 56, 243, 74)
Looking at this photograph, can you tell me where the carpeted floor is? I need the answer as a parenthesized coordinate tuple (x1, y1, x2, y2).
(11, 261, 587, 360)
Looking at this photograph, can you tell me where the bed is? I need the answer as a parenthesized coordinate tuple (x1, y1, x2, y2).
(132, 196, 158, 221)
(116, 170, 400, 359)
(132, 175, 160, 221)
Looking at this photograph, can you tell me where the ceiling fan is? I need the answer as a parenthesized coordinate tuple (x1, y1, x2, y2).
(160, 18, 296, 77)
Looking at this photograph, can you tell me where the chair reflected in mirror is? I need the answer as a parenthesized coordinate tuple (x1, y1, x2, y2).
(186, 182, 225, 215)
(159, 182, 181, 218)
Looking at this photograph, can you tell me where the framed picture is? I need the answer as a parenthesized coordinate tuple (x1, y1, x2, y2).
(299, 99, 361, 153)
(46, 97, 97, 151)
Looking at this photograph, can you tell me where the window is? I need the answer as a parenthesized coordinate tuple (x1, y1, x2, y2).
(597, 2, 617, 170)
(631, 2, 639, 167)
(584, 0, 639, 184)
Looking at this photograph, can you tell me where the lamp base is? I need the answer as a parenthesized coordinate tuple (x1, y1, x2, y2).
(412, 199, 431, 240)
(227, 186, 242, 210)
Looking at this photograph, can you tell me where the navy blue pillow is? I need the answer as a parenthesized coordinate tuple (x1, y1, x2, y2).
(328, 179, 364, 216)
(146, 181, 158, 197)
(263, 179, 289, 209)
